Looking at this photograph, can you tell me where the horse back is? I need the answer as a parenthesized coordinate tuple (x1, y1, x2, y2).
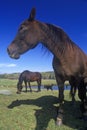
(19, 70, 41, 82)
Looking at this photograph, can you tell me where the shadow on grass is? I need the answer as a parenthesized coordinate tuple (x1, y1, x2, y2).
(8, 96, 87, 130)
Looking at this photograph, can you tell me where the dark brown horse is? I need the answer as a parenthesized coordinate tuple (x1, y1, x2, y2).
(17, 70, 42, 93)
(7, 8, 87, 125)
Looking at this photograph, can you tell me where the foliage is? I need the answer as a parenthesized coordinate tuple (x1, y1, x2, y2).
(0, 73, 20, 79)
(41, 71, 55, 79)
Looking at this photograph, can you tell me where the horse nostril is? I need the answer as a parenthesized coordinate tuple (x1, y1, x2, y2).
(7, 47, 15, 55)
(7, 47, 14, 57)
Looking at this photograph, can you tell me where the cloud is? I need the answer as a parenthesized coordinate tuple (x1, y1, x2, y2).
(7, 64, 17, 67)
(0, 63, 17, 68)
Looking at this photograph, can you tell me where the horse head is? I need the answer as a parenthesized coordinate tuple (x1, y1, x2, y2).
(7, 8, 42, 59)
(17, 82, 23, 94)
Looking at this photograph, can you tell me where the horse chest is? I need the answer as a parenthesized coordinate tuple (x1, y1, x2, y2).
(53, 56, 82, 80)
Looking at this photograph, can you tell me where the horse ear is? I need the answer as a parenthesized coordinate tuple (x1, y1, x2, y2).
(28, 8, 36, 21)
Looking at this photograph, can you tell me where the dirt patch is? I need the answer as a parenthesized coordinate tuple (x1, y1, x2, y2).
(0, 90, 12, 95)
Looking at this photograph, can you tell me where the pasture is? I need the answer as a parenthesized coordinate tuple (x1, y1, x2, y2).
(0, 79, 87, 130)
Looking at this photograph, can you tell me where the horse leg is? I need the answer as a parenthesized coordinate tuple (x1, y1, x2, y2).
(81, 82, 87, 120)
(55, 76, 64, 126)
(28, 81, 32, 92)
(84, 85, 87, 120)
(73, 86, 77, 103)
(51, 88, 52, 91)
(53, 57, 65, 125)
(24, 81, 27, 92)
(37, 80, 41, 92)
(70, 85, 76, 104)
(69, 79, 77, 105)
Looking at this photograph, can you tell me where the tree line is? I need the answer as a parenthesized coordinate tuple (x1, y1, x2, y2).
(0, 71, 55, 80)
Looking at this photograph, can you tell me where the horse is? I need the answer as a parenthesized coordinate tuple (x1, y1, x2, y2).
(7, 8, 87, 125)
(17, 70, 42, 93)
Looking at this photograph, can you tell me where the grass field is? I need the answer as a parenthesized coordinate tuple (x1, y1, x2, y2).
(0, 79, 87, 130)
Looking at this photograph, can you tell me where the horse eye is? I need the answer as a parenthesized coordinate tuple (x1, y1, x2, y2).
(19, 26, 23, 31)
(19, 26, 27, 32)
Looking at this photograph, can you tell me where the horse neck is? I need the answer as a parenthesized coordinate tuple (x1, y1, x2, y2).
(18, 75, 23, 84)
(39, 22, 72, 58)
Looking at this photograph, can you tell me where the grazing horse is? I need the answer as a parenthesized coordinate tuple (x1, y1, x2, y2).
(17, 70, 42, 93)
(7, 8, 87, 125)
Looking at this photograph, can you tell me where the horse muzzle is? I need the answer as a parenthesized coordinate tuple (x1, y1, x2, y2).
(16, 90, 21, 94)
(7, 48, 20, 59)
(7, 45, 20, 59)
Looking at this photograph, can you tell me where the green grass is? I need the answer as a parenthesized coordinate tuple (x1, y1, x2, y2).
(0, 78, 69, 87)
(0, 79, 87, 130)
(0, 78, 57, 87)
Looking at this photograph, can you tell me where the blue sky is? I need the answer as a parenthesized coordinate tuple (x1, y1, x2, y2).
(0, 0, 87, 74)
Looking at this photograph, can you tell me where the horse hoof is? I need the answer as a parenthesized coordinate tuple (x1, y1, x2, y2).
(16, 91, 21, 94)
(56, 118, 63, 126)
(37, 90, 41, 92)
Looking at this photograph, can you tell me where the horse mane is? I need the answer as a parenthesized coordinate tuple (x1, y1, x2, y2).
(39, 21, 83, 55)
(46, 23, 78, 48)
(18, 72, 23, 83)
